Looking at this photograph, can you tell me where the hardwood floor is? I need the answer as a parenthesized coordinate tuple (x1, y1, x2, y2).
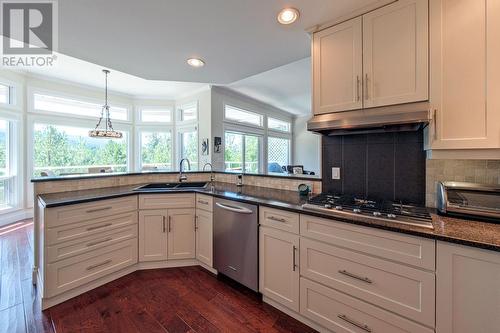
(0, 220, 317, 333)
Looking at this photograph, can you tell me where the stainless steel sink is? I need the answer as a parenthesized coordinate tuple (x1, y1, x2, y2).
(134, 182, 208, 191)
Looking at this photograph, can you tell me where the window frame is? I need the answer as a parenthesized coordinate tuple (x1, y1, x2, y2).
(176, 123, 199, 171)
(224, 104, 264, 129)
(135, 125, 174, 171)
(176, 101, 199, 124)
(267, 136, 292, 173)
(223, 129, 263, 174)
(0, 111, 22, 213)
(268, 117, 292, 133)
(28, 87, 132, 123)
(136, 105, 174, 124)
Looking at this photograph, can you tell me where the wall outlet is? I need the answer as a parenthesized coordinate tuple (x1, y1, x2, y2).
(332, 167, 341, 180)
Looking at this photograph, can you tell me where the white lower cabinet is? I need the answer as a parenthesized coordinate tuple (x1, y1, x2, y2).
(436, 241, 500, 333)
(259, 226, 300, 312)
(138, 209, 168, 262)
(167, 208, 196, 260)
(195, 208, 213, 267)
(300, 278, 434, 333)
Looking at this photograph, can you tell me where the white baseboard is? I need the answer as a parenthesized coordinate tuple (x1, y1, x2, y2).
(0, 208, 33, 227)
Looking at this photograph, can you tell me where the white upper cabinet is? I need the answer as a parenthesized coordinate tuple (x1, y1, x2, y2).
(312, 0, 428, 115)
(429, 0, 500, 149)
(363, 0, 429, 108)
(313, 17, 363, 114)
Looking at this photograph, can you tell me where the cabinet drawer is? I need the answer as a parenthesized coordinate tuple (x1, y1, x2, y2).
(260, 207, 299, 234)
(300, 214, 435, 270)
(196, 194, 213, 212)
(45, 211, 137, 246)
(45, 238, 137, 298)
(138, 194, 195, 210)
(300, 278, 434, 333)
(301, 237, 435, 326)
(45, 196, 138, 228)
(46, 224, 138, 263)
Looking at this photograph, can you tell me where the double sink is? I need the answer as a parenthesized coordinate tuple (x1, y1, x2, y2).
(133, 182, 209, 192)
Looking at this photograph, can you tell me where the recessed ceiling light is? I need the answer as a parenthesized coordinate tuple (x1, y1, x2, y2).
(277, 8, 300, 25)
(187, 58, 205, 67)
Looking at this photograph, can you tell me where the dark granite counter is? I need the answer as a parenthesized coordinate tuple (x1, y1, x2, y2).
(37, 182, 500, 252)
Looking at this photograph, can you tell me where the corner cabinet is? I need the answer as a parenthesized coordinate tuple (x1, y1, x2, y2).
(428, 0, 500, 150)
(436, 242, 500, 333)
(312, 0, 428, 114)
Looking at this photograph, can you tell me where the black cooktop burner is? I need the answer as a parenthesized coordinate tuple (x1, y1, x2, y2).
(303, 193, 433, 228)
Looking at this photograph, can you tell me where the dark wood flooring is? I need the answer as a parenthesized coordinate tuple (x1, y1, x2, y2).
(0, 220, 317, 333)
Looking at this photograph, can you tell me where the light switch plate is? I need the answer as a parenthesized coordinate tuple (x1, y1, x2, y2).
(332, 167, 341, 180)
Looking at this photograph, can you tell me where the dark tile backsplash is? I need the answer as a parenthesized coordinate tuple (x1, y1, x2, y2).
(322, 130, 426, 205)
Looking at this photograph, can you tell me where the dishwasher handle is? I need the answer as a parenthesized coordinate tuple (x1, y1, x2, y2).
(215, 202, 254, 214)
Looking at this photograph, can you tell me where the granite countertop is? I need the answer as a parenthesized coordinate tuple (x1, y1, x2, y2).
(37, 182, 500, 252)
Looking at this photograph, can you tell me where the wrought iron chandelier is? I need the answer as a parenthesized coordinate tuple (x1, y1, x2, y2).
(88, 69, 123, 139)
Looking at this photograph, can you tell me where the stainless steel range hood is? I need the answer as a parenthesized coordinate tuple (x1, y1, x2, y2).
(307, 102, 431, 135)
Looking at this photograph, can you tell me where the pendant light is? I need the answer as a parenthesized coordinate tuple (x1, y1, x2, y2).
(89, 69, 123, 139)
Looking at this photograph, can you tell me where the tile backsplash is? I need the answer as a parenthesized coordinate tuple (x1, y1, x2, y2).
(426, 159, 500, 207)
(322, 130, 426, 205)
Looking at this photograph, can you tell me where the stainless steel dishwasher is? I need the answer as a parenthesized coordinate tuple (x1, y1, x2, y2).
(213, 198, 258, 292)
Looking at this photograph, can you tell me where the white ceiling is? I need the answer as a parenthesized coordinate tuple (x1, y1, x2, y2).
(21, 53, 208, 99)
(227, 57, 311, 116)
(58, 0, 379, 84)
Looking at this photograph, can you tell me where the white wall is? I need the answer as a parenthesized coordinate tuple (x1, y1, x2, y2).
(293, 115, 321, 175)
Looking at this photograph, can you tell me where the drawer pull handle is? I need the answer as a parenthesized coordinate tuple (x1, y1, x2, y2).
(162, 216, 166, 233)
(86, 259, 112, 271)
(168, 216, 172, 232)
(86, 207, 112, 213)
(86, 238, 112, 247)
(198, 200, 209, 205)
(292, 245, 298, 271)
(268, 216, 287, 223)
(86, 223, 113, 231)
(338, 270, 373, 284)
(338, 314, 372, 333)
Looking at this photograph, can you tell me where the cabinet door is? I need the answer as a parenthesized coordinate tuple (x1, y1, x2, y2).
(313, 17, 363, 114)
(363, 0, 428, 108)
(167, 208, 196, 260)
(195, 208, 213, 267)
(259, 226, 300, 312)
(138, 210, 168, 262)
(436, 241, 500, 333)
(429, 0, 500, 149)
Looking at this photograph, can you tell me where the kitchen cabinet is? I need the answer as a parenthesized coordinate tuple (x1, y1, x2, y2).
(313, 17, 363, 114)
(312, 0, 428, 114)
(259, 226, 300, 312)
(195, 208, 213, 267)
(429, 0, 500, 150)
(436, 241, 500, 333)
(138, 209, 168, 262)
(167, 208, 196, 260)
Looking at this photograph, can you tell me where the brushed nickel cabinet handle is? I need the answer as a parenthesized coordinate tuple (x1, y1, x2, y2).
(168, 216, 172, 232)
(364, 73, 369, 100)
(86, 206, 112, 213)
(338, 270, 372, 284)
(337, 314, 372, 332)
(433, 108, 438, 140)
(86, 223, 112, 231)
(86, 259, 112, 271)
(198, 200, 209, 205)
(86, 237, 112, 247)
(162, 216, 166, 233)
(356, 75, 360, 101)
(292, 245, 297, 271)
(268, 216, 287, 223)
(194, 216, 198, 230)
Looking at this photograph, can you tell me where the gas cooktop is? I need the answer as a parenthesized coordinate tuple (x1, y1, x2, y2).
(302, 193, 434, 229)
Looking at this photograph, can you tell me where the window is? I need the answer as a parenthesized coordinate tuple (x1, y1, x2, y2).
(140, 108, 172, 123)
(33, 93, 128, 121)
(179, 128, 198, 170)
(178, 102, 197, 122)
(140, 131, 172, 170)
(225, 105, 263, 127)
(0, 120, 11, 208)
(268, 137, 290, 173)
(33, 123, 128, 176)
(268, 117, 291, 132)
(0, 84, 10, 104)
(224, 131, 261, 174)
